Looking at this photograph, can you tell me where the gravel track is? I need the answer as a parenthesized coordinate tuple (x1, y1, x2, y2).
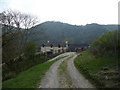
(67, 53, 95, 88)
(39, 52, 95, 88)
(39, 55, 70, 88)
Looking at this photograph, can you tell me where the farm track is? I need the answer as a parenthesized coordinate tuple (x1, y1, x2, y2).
(39, 52, 95, 88)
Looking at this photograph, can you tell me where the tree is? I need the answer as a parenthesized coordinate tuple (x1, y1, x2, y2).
(90, 30, 120, 56)
(1, 10, 39, 64)
(0, 10, 39, 46)
(23, 41, 36, 59)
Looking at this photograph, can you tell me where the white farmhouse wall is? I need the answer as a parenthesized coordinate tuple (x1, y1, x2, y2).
(40, 45, 68, 54)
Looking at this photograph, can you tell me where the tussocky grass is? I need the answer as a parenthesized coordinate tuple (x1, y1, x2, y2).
(74, 51, 119, 88)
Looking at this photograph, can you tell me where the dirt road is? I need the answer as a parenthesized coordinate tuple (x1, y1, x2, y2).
(39, 52, 95, 88)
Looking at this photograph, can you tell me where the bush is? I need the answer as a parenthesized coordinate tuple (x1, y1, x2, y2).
(90, 30, 120, 57)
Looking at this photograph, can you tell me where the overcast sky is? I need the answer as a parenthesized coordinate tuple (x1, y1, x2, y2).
(0, 0, 119, 25)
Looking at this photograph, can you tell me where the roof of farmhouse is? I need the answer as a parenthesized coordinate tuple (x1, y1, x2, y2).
(40, 43, 67, 47)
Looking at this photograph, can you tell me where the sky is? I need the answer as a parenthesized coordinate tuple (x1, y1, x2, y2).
(0, 0, 119, 25)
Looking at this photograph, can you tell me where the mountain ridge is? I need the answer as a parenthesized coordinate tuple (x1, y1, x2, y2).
(29, 21, 118, 45)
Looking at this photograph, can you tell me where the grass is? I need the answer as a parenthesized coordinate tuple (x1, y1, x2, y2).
(2, 56, 65, 88)
(74, 51, 119, 88)
(3, 53, 62, 81)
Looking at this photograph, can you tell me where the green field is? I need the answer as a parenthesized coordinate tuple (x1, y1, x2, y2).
(2, 57, 65, 88)
(74, 51, 119, 88)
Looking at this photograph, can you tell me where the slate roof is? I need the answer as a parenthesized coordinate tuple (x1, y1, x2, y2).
(41, 43, 67, 47)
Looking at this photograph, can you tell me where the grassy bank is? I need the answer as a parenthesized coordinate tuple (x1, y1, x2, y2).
(3, 53, 62, 81)
(2, 56, 65, 88)
(74, 51, 119, 88)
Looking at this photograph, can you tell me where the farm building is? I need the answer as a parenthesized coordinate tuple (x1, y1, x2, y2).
(40, 42, 68, 54)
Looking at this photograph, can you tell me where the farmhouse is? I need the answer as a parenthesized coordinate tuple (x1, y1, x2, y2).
(40, 43, 68, 54)
(68, 44, 89, 52)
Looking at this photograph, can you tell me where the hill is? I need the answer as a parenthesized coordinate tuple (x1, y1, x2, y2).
(28, 21, 118, 45)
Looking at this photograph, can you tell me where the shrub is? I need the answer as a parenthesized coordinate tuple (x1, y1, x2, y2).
(90, 30, 120, 56)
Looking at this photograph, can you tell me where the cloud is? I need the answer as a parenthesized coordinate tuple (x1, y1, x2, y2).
(0, 0, 119, 25)
(0, 0, 10, 12)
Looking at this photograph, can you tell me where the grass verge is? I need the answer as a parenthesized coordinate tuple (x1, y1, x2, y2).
(58, 56, 74, 88)
(3, 53, 63, 81)
(2, 56, 65, 88)
(74, 51, 119, 88)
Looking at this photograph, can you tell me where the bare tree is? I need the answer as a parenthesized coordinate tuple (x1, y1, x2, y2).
(1, 10, 39, 64)
(20, 13, 38, 44)
(0, 10, 39, 46)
